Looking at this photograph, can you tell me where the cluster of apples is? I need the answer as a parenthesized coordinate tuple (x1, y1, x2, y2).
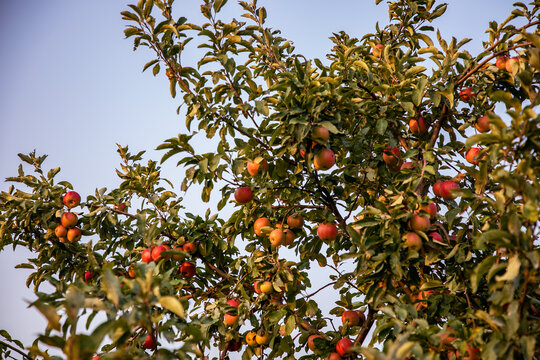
(403, 202, 439, 251)
(54, 191, 83, 243)
(253, 213, 303, 248)
(496, 55, 520, 73)
(140, 241, 198, 278)
(306, 309, 366, 359)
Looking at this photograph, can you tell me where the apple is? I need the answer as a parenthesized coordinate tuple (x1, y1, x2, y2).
(256, 331, 270, 345)
(180, 262, 196, 278)
(341, 310, 360, 326)
(459, 87, 474, 101)
(287, 214, 304, 229)
(417, 290, 434, 302)
(142, 248, 152, 263)
(269, 229, 285, 246)
(495, 56, 508, 70)
(356, 310, 366, 325)
(313, 148, 336, 170)
(63, 191, 81, 208)
(183, 242, 198, 254)
(91, 357, 100, 360)
(317, 223, 338, 241)
(224, 313, 239, 326)
(327, 353, 342, 360)
(172, 246, 185, 261)
(466, 147, 482, 165)
(433, 181, 443, 197)
(254, 217, 271, 236)
(409, 117, 428, 135)
(84, 271, 94, 283)
(429, 232, 443, 243)
(61, 212, 78, 229)
(419, 203, 437, 219)
(439, 180, 460, 200)
(227, 339, 242, 352)
(227, 299, 240, 308)
(506, 56, 520, 72)
(259, 280, 273, 294)
(400, 161, 415, 170)
(312, 126, 330, 143)
(246, 331, 258, 346)
(410, 213, 430, 232)
(55, 225, 68, 239)
(151, 245, 167, 262)
(372, 44, 384, 57)
(475, 115, 490, 133)
(404, 232, 422, 250)
(382, 146, 402, 171)
(336, 338, 353, 357)
(67, 227, 82, 242)
(116, 202, 127, 212)
(282, 229, 295, 246)
(234, 187, 253, 204)
(128, 266, 136, 278)
(254, 280, 262, 294)
(142, 334, 156, 350)
(307, 334, 322, 351)
(247, 159, 268, 176)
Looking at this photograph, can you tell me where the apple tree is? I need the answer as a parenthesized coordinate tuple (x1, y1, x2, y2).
(1, 0, 539, 359)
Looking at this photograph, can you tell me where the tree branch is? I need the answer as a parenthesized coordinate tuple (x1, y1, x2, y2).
(0, 340, 33, 360)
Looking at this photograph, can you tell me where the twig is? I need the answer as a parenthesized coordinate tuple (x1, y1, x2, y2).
(354, 305, 374, 346)
(0, 340, 33, 360)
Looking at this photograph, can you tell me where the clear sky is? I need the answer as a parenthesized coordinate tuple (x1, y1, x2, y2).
(0, 0, 517, 356)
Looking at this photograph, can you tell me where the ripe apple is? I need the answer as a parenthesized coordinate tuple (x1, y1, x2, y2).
(142, 334, 156, 350)
(254, 280, 262, 294)
(61, 212, 78, 229)
(459, 87, 474, 101)
(372, 44, 384, 57)
(429, 232, 443, 243)
(151, 245, 167, 262)
(404, 232, 422, 250)
(67, 227, 82, 242)
(495, 56, 508, 70)
(63, 191, 81, 208)
(91, 357, 100, 360)
(254, 217, 271, 236)
(227, 299, 240, 308)
(115, 202, 127, 212)
(314, 148, 336, 170)
(269, 229, 285, 246)
(409, 117, 428, 135)
(336, 338, 353, 357)
(506, 56, 520, 72)
(382, 146, 402, 171)
(142, 248, 152, 263)
(128, 266, 136, 278)
(312, 125, 330, 143)
(439, 180, 460, 200)
(465, 147, 482, 165)
(224, 313, 239, 326)
(417, 289, 434, 302)
(341, 310, 360, 326)
(247, 159, 268, 176)
(180, 262, 196, 278)
(287, 214, 304, 229)
(84, 271, 94, 283)
(419, 203, 437, 219)
(327, 353, 342, 360)
(246, 331, 258, 346)
(234, 186, 253, 204)
(317, 223, 338, 241)
(433, 181, 443, 197)
(227, 339, 242, 352)
(282, 229, 295, 246)
(410, 213, 430, 232)
(183, 242, 198, 254)
(259, 280, 273, 294)
(55, 225, 68, 239)
(400, 161, 415, 170)
(307, 334, 322, 351)
(256, 331, 270, 345)
(475, 115, 490, 133)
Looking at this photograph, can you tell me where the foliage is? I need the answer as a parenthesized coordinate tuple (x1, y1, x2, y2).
(1, 0, 539, 359)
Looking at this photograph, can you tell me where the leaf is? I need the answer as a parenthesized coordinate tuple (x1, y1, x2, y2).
(159, 296, 185, 318)
(32, 301, 60, 331)
(102, 266, 120, 307)
(495, 255, 521, 282)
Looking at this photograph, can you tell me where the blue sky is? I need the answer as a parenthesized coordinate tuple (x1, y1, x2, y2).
(0, 0, 517, 354)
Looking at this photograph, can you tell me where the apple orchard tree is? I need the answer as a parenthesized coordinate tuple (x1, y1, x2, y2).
(1, 0, 539, 359)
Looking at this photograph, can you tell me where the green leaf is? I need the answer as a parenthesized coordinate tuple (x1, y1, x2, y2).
(102, 266, 120, 307)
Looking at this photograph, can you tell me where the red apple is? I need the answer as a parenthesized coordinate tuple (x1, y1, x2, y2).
(409, 117, 428, 135)
(433, 181, 443, 197)
(63, 191, 81, 208)
(226, 299, 240, 307)
(55, 225, 68, 239)
(312, 126, 330, 143)
(183, 242, 198, 254)
(61, 212, 78, 229)
(341, 310, 360, 326)
(429, 232, 443, 243)
(419, 203, 437, 219)
(336, 338, 353, 357)
(459, 88, 474, 101)
(287, 214, 304, 229)
(254, 217, 271, 236)
(67, 227, 82, 242)
(475, 115, 490, 133)
(282, 229, 295, 246)
(495, 56, 508, 70)
(269, 229, 286, 246)
(313, 148, 336, 170)
(116, 202, 127, 212)
(91, 357, 100, 360)
(317, 223, 338, 241)
(84, 271, 94, 283)
(224, 313, 239, 326)
(327, 353, 342, 360)
(307, 334, 322, 351)
(234, 187, 253, 204)
(128, 266, 136, 278)
(410, 213, 430, 232)
(439, 180, 460, 200)
(404, 232, 422, 250)
(372, 44, 383, 57)
(254, 280, 262, 294)
(151, 245, 167, 262)
(142, 248, 152, 263)
(506, 56, 520, 72)
(247, 159, 268, 176)
(382, 146, 402, 171)
(142, 334, 156, 350)
(180, 262, 196, 278)
(466, 147, 482, 165)
(400, 161, 416, 170)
